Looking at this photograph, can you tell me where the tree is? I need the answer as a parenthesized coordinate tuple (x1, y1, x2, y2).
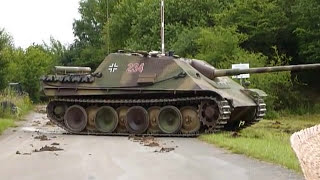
(171, 28, 201, 58)
(123, 0, 223, 51)
(73, 0, 119, 46)
(18, 46, 56, 101)
(290, 0, 320, 88)
(292, 0, 320, 63)
(3, 44, 56, 102)
(215, 0, 289, 58)
(70, 0, 120, 69)
(0, 29, 13, 90)
(102, 0, 143, 52)
(195, 26, 260, 68)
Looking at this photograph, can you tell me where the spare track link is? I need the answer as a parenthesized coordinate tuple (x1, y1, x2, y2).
(47, 96, 231, 137)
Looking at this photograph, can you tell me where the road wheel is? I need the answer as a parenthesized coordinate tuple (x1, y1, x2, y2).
(126, 106, 149, 134)
(64, 105, 87, 132)
(158, 106, 182, 134)
(95, 106, 118, 133)
(180, 106, 200, 134)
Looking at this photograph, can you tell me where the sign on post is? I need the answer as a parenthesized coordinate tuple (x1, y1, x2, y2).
(232, 63, 250, 79)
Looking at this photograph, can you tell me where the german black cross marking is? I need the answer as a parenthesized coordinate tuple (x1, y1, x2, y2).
(108, 63, 118, 72)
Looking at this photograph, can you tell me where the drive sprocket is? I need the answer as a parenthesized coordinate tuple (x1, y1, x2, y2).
(199, 99, 231, 131)
(199, 100, 220, 127)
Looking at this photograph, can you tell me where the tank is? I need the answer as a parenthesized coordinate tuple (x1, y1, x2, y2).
(40, 51, 320, 136)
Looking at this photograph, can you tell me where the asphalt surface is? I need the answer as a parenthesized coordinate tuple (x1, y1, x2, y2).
(0, 108, 303, 180)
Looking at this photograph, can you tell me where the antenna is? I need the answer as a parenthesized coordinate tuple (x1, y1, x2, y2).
(161, 0, 165, 55)
(107, 0, 110, 54)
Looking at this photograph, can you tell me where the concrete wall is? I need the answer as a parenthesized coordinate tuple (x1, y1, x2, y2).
(291, 125, 320, 180)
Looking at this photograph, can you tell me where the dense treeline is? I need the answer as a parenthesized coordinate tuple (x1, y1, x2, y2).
(0, 0, 319, 115)
(0, 32, 62, 101)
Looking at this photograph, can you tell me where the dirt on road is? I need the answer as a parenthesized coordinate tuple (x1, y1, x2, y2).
(0, 106, 303, 180)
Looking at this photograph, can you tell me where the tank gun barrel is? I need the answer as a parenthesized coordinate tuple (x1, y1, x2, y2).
(54, 66, 92, 74)
(214, 64, 320, 77)
(190, 60, 320, 79)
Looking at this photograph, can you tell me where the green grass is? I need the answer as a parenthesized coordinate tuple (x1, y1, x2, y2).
(0, 118, 15, 134)
(199, 114, 320, 172)
(0, 89, 33, 134)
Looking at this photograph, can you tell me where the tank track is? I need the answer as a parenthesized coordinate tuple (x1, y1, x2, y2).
(238, 97, 266, 129)
(47, 96, 231, 137)
(201, 100, 231, 134)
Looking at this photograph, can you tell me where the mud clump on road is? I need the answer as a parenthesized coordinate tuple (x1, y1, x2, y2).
(16, 151, 32, 155)
(128, 135, 177, 153)
(128, 135, 159, 147)
(34, 106, 46, 114)
(145, 142, 160, 147)
(154, 147, 175, 153)
(45, 121, 55, 126)
(34, 135, 50, 141)
(32, 120, 41, 126)
(33, 145, 63, 152)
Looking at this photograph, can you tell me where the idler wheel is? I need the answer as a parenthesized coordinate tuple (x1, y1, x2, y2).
(116, 106, 129, 133)
(180, 106, 201, 134)
(64, 105, 87, 132)
(95, 106, 118, 133)
(158, 106, 182, 134)
(47, 102, 67, 121)
(125, 106, 149, 134)
(148, 106, 161, 133)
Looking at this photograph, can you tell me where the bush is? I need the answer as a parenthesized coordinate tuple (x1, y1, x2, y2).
(0, 89, 32, 119)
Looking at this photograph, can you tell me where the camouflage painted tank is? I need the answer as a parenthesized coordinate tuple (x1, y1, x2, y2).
(40, 51, 320, 136)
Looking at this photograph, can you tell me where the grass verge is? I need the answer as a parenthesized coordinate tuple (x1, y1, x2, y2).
(0, 90, 33, 135)
(199, 114, 320, 172)
(0, 118, 15, 134)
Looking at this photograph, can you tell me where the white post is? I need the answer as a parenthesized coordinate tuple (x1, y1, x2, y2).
(161, 0, 165, 55)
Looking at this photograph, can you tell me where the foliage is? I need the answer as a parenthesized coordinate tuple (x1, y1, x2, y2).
(0, 29, 13, 91)
(290, 0, 320, 87)
(20, 46, 56, 101)
(73, 0, 120, 46)
(0, 89, 33, 134)
(4, 45, 56, 102)
(292, 0, 320, 63)
(0, 89, 33, 119)
(215, 0, 290, 57)
(196, 26, 253, 68)
(69, 0, 121, 68)
(0, 118, 15, 134)
(103, 0, 143, 52)
(123, 0, 223, 51)
(0, 32, 59, 102)
(171, 28, 201, 58)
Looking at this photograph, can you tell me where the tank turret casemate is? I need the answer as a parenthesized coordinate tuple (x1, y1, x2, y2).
(40, 51, 320, 136)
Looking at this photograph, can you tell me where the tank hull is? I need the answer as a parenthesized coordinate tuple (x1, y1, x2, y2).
(41, 53, 269, 136)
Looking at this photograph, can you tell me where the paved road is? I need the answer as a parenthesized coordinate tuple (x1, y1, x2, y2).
(0, 109, 303, 180)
